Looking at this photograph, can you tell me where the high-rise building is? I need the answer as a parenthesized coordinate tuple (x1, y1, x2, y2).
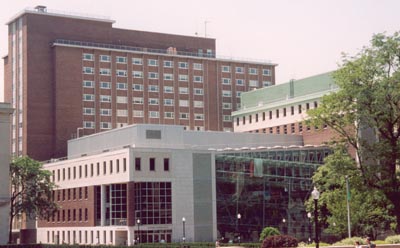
(4, 6, 277, 161)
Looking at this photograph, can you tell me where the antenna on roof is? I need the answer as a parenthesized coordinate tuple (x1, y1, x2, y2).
(204, 20, 210, 38)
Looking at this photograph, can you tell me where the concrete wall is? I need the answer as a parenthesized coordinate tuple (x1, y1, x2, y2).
(0, 103, 13, 244)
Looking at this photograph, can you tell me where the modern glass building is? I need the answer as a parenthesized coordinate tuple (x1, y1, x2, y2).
(216, 146, 331, 242)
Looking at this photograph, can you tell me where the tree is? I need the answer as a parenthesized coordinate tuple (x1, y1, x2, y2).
(307, 31, 400, 232)
(306, 145, 395, 239)
(9, 156, 57, 243)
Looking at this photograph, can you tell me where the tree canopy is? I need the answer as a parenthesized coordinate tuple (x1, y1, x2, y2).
(307, 31, 400, 233)
(9, 156, 57, 243)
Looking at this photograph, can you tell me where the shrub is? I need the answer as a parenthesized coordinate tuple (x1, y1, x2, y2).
(259, 226, 281, 242)
(385, 235, 400, 244)
(333, 237, 365, 246)
(261, 234, 298, 248)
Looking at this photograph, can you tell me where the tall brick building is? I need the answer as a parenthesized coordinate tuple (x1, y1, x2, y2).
(4, 6, 277, 161)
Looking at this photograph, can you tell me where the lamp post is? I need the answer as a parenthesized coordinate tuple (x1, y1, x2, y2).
(282, 218, 286, 234)
(136, 219, 140, 244)
(311, 187, 320, 248)
(237, 213, 241, 245)
(182, 217, 186, 242)
(307, 212, 312, 244)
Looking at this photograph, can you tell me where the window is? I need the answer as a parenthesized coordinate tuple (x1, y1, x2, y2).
(164, 86, 174, 93)
(179, 87, 189, 94)
(291, 123, 296, 134)
(132, 58, 143, 65)
(179, 100, 189, 107)
(236, 91, 242, 98)
(83, 108, 95, 115)
(193, 63, 203, 70)
(242, 116, 245, 124)
(223, 103, 231, 109)
(116, 70, 127, 77)
(117, 109, 128, 117)
(194, 76, 203, 82)
(222, 78, 231, 85)
(163, 73, 173, 80)
(100, 81, 111, 89)
(148, 85, 159, 92)
(299, 122, 303, 132)
(165, 112, 174, 119)
(223, 115, 232, 121)
(255, 113, 259, 122)
(262, 112, 266, 120)
(249, 68, 258, 74)
(306, 103, 310, 110)
(249, 115, 252, 124)
(100, 122, 111, 129)
(83, 94, 95, 101)
(164, 158, 169, 171)
(262, 69, 271, 76)
(222, 90, 232, 97)
(236, 67, 244, 73)
(164, 99, 174, 106)
(133, 84, 144, 91)
(100, 95, 111, 102)
(291, 106, 294, 115)
(263, 81, 272, 87)
(179, 74, 188, 81)
(180, 113, 189, 119)
(100, 55, 110, 62)
(221, 65, 231, 72)
(117, 96, 127, 104)
(149, 111, 159, 118)
(133, 111, 143, 117)
(83, 121, 95, 129)
(276, 109, 279, 118)
(149, 158, 156, 171)
(148, 72, 158, 79)
(314, 101, 318, 108)
(164, 60, 173, 68)
(148, 59, 158, 66)
(110, 160, 113, 174)
(133, 71, 143, 78)
(249, 80, 259, 87)
(99, 68, 111, 75)
(117, 82, 127, 90)
(178, 62, 188, 69)
(269, 111, 272, 119)
(236, 79, 244, 85)
(83, 80, 94, 88)
(194, 88, 203, 95)
(83, 53, 94, 61)
(133, 97, 144, 104)
(149, 98, 159, 105)
(83, 67, 94, 74)
(116, 56, 127, 63)
(194, 101, 204, 108)
(298, 104, 302, 114)
(195, 114, 204, 120)
(283, 108, 287, 117)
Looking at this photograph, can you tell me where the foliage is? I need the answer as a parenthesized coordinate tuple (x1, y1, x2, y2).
(333, 237, 366, 246)
(8, 156, 58, 243)
(306, 31, 400, 233)
(0, 244, 262, 248)
(305, 145, 395, 239)
(259, 226, 281, 241)
(261, 235, 298, 248)
(385, 235, 400, 244)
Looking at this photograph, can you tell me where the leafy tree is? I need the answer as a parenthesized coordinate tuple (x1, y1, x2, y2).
(306, 145, 395, 239)
(259, 226, 281, 241)
(307, 31, 400, 232)
(9, 156, 57, 243)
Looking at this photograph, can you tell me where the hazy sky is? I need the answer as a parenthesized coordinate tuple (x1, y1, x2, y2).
(1, 0, 399, 102)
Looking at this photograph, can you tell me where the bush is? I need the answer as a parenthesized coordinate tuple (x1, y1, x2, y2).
(333, 237, 365, 246)
(385, 235, 400, 244)
(261, 235, 298, 248)
(259, 226, 281, 242)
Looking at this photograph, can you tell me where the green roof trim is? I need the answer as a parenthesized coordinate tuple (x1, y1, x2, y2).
(240, 72, 336, 110)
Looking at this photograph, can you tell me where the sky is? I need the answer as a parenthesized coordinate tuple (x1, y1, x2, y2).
(1, 0, 399, 102)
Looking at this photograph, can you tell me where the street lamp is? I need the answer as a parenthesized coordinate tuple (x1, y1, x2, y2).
(237, 213, 241, 245)
(311, 187, 320, 248)
(307, 212, 312, 243)
(136, 219, 141, 244)
(182, 217, 186, 242)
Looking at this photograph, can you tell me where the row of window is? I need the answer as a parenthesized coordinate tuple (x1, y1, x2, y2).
(53, 187, 89, 202)
(237, 101, 319, 126)
(83, 89, 237, 102)
(250, 122, 328, 135)
(52, 158, 127, 182)
(47, 229, 114, 245)
(83, 54, 271, 76)
(47, 208, 89, 223)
